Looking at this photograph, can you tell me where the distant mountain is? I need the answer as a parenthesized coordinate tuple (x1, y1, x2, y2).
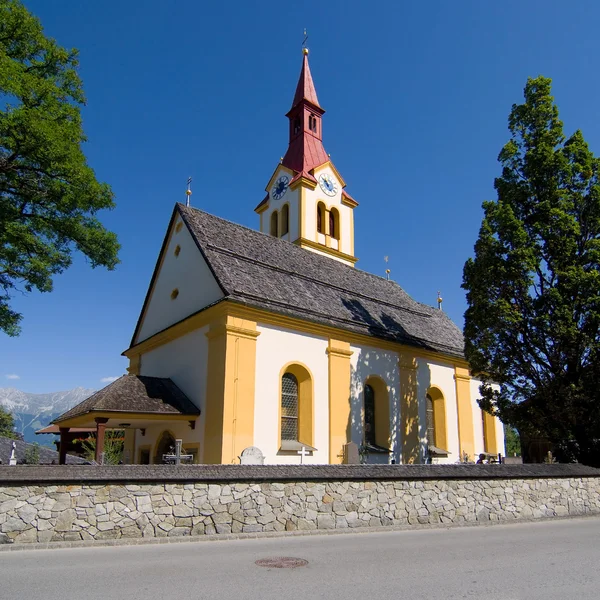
(0, 387, 94, 444)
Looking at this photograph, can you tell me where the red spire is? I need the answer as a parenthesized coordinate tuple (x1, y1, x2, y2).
(282, 50, 328, 176)
(291, 50, 321, 110)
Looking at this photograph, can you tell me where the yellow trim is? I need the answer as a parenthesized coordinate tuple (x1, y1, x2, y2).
(137, 444, 152, 465)
(289, 176, 317, 191)
(203, 315, 260, 464)
(365, 375, 390, 449)
(327, 339, 353, 463)
(341, 195, 359, 209)
(454, 366, 475, 460)
(55, 412, 196, 429)
(256, 200, 269, 215)
(427, 385, 448, 451)
(312, 161, 347, 189)
(124, 301, 470, 371)
(349, 203, 355, 255)
(298, 185, 305, 240)
(483, 410, 498, 455)
(264, 164, 294, 194)
(124, 303, 226, 358)
(294, 237, 359, 265)
(278, 362, 314, 449)
(127, 354, 141, 375)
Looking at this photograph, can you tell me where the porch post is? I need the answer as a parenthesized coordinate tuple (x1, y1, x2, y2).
(58, 427, 70, 465)
(94, 418, 109, 464)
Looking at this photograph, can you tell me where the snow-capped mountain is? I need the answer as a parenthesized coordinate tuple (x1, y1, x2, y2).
(0, 387, 94, 443)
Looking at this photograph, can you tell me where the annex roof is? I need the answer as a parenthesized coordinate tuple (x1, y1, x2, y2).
(54, 375, 200, 424)
(176, 204, 465, 357)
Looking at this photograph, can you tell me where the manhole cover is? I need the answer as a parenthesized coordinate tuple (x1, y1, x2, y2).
(255, 557, 308, 569)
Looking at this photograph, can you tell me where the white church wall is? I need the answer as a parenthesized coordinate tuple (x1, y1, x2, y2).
(139, 326, 209, 413)
(136, 217, 223, 343)
(349, 343, 400, 464)
(421, 360, 461, 465)
(254, 323, 329, 465)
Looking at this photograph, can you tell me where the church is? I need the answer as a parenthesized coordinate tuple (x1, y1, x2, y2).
(53, 49, 504, 466)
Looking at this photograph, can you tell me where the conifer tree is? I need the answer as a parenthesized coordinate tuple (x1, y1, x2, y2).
(463, 76, 600, 467)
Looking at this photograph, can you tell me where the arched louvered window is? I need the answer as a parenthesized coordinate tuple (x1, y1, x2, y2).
(270, 211, 279, 237)
(281, 373, 299, 441)
(364, 384, 376, 446)
(329, 208, 340, 239)
(281, 204, 289, 236)
(317, 202, 326, 234)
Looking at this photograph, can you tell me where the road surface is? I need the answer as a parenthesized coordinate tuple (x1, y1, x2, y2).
(1, 517, 599, 600)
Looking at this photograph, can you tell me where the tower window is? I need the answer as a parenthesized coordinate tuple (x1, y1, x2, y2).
(329, 208, 340, 239)
(317, 202, 326, 234)
(270, 210, 279, 237)
(309, 114, 317, 133)
(281, 204, 289, 236)
(293, 117, 301, 135)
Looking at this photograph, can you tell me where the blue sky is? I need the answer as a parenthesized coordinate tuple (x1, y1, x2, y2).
(2, 1, 600, 393)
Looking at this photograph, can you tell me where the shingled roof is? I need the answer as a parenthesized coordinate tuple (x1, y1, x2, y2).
(176, 204, 465, 357)
(54, 375, 200, 423)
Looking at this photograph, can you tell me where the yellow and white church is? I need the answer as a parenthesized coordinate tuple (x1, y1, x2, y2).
(54, 50, 504, 466)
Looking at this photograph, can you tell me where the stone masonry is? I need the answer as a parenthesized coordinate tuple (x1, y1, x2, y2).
(1, 470, 599, 544)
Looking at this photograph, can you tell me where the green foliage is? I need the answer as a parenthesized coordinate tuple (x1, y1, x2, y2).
(503, 426, 521, 457)
(24, 442, 40, 464)
(0, 0, 119, 336)
(76, 430, 124, 465)
(463, 76, 600, 467)
(0, 405, 17, 438)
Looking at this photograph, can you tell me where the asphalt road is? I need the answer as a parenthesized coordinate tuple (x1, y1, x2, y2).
(1, 517, 599, 600)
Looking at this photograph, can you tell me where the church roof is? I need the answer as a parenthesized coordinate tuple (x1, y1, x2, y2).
(177, 205, 465, 357)
(291, 51, 321, 110)
(54, 375, 200, 423)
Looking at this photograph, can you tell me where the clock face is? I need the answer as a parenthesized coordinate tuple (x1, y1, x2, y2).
(272, 175, 289, 201)
(318, 173, 338, 197)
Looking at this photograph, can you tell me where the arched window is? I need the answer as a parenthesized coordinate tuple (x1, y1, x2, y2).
(329, 208, 340, 239)
(426, 387, 448, 452)
(364, 384, 376, 446)
(309, 114, 317, 133)
(281, 373, 298, 441)
(363, 377, 390, 450)
(293, 117, 301, 135)
(426, 395, 435, 447)
(270, 211, 279, 237)
(281, 204, 289, 236)
(317, 202, 326, 234)
(280, 364, 314, 448)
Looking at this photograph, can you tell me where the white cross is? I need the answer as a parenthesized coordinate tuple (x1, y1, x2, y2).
(9, 441, 17, 466)
(297, 446, 309, 464)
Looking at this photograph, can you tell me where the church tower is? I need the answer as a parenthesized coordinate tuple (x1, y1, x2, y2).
(255, 49, 358, 266)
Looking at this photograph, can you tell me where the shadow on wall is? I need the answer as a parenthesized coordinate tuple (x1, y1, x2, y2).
(342, 299, 432, 464)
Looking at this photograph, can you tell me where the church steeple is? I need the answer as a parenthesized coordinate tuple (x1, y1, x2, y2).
(282, 49, 328, 177)
(256, 49, 358, 267)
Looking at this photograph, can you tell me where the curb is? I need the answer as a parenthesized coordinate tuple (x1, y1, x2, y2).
(1, 513, 598, 553)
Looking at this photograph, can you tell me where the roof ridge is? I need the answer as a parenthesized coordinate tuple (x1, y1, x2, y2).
(206, 243, 432, 319)
(178, 204, 435, 307)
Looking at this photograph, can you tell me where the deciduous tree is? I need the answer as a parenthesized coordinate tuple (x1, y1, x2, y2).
(0, 0, 119, 336)
(463, 76, 600, 467)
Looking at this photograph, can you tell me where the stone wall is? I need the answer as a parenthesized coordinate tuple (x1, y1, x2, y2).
(0, 464, 599, 544)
